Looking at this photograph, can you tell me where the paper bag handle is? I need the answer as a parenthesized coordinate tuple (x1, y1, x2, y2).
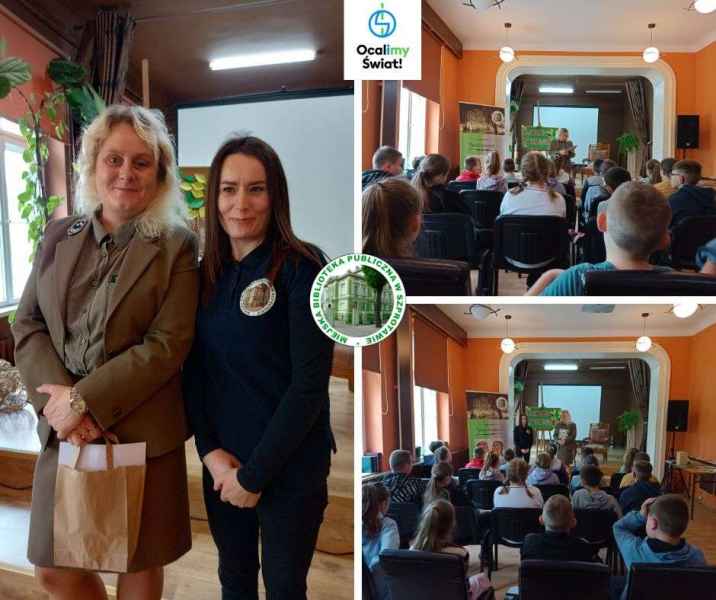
(68, 431, 121, 471)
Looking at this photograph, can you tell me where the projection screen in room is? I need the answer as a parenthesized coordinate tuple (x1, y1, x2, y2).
(177, 90, 353, 259)
(540, 384, 602, 441)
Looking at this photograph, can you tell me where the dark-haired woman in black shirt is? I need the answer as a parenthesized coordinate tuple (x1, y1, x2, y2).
(183, 136, 335, 600)
(513, 413, 534, 462)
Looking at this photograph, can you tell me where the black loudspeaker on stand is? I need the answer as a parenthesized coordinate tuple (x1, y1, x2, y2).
(667, 400, 689, 460)
(677, 115, 699, 150)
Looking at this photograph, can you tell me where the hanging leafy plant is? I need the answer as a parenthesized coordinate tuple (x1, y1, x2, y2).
(616, 409, 641, 433)
(616, 132, 640, 157)
(0, 41, 106, 261)
(514, 380, 525, 394)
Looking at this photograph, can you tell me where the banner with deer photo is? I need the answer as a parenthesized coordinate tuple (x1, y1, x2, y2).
(459, 102, 506, 167)
(466, 390, 510, 457)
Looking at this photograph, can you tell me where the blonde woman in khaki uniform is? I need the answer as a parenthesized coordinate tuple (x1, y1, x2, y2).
(13, 105, 198, 600)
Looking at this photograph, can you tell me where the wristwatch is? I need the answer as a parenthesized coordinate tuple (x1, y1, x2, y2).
(69, 386, 87, 415)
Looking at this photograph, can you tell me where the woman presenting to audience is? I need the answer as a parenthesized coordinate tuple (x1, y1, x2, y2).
(553, 410, 577, 465)
(513, 413, 534, 462)
(183, 135, 335, 600)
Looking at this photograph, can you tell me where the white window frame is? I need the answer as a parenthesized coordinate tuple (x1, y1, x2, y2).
(399, 86, 427, 171)
(413, 385, 438, 456)
(0, 119, 31, 307)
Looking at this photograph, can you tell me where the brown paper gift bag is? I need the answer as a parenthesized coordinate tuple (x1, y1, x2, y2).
(53, 435, 146, 572)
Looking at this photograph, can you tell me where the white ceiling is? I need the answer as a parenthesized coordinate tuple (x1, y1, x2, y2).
(438, 303, 716, 338)
(427, 0, 716, 53)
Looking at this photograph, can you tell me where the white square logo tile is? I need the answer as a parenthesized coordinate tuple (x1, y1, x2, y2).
(344, 0, 421, 81)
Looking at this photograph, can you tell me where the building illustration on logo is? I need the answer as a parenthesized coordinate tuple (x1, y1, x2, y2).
(321, 268, 393, 328)
(369, 3, 397, 38)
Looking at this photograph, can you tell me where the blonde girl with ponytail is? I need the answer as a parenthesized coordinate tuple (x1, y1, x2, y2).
(411, 500, 492, 598)
(476, 151, 507, 192)
(362, 178, 422, 257)
(500, 151, 566, 218)
(412, 154, 470, 215)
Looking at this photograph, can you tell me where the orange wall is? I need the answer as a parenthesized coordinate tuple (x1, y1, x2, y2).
(361, 44, 715, 175)
(0, 12, 59, 122)
(693, 42, 716, 176)
(362, 81, 382, 170)
(682, 323, 716, 463)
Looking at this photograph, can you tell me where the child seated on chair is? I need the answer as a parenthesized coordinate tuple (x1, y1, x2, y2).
(526, 181, 672, 296)
(527, 452, 560, 486)
(571, 465, 622, 517)
(500, 449, 516, 474)
(610, 495, 706, 600)
(362, 483, 400, 600)
(411, 499, 493, 599)
(465, 446, 486, 469)
(521, 495, 599, 562)
(619, 452, 660, 488)
(619, 461, 662, 515)
(479, 452, 505, 482)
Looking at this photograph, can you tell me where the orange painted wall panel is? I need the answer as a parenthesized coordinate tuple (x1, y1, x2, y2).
(361, 81, 382, 170)
(693, 42, 716, 176)
(0, 12, 59, 122)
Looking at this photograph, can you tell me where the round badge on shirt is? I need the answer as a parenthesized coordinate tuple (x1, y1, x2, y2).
(240, 278, 276, 316)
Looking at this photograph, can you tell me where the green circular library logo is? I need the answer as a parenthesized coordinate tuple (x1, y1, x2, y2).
(311, 253, 406, 347)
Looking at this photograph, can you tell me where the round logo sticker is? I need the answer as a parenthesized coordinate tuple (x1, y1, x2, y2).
(310, 254, 406, 347)
(240, 278, 276, 316)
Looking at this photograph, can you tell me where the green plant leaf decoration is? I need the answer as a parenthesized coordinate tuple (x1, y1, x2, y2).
(617, 409, 641, 433)
(0, 77, 11, 100)
(0, 56, 31, 88)
(47, 58, 86, 87)
(616, 132, 640, 156)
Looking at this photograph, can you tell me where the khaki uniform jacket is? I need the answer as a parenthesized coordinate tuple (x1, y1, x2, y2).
(12, 215, 199, 458)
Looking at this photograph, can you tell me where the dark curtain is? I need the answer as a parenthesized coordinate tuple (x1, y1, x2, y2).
(513, 359, 529, 419)
(510, 79, 525, 161)
(625, 79, 650, 177)
(627, 359, 650, 450)
(79, 8, 136, 106)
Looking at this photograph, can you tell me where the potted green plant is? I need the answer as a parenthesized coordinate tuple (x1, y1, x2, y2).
(616, 132, 641, 176)
(617, 409, 642, 449)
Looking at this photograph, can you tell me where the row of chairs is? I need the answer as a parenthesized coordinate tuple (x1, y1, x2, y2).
(372, 552, 716, 600)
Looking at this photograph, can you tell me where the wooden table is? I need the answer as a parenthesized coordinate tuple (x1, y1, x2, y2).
(665, 461, 716, 519)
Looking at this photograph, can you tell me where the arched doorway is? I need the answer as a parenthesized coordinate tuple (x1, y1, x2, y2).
(495, 55, 677, 160)
(499, 341, 671, 479)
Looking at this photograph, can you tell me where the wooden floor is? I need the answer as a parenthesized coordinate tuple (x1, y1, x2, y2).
(470, 269, 533, 297)
(0, 376, 354, 599)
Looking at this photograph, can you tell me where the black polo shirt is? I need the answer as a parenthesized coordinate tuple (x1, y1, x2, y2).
(183, 239, 335, 495)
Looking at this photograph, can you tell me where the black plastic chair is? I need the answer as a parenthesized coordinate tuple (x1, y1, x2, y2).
(363, 556, 377, 600)
(466, 479, 502, 511)
(378, 257, 471, 296)
(460, 189, 503, 251)
(385, 502, 420, 548)
(624, 563, 716, 599)
(583, 269, 716, 296)
(573, 509, 618, 566)
(563, 193, 577, 230)
(535, 484, 570, 503)
(457, 468, 483, 487)
(519, 559, 610, 600)
(379, 549, 469, 600)
(448, 180, 477, 193)
(610, 472, 626, 494)
(485, 215, 570, 295)
(490, 508, 543, 574)
(669, 215, 716, 270)
(409, 463, 432, 479)
(416, 213, 481, 268)
(453, 505, 479, 545)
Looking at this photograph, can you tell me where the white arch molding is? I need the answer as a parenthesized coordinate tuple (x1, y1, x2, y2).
(495, 55, 677, 161)
(497, 341, 671, 480)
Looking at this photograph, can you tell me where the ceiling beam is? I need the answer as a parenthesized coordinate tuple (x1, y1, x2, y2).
(422, 0, 462, 59)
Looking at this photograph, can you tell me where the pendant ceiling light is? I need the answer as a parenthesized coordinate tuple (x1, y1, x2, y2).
(642, 23, 660, 64)
(694, 0, 716, 14)
(499, 23, 515, 63)
(500, 314, 516, 354)
(671, 302, 700, 319)
(636, 312, 652, 352)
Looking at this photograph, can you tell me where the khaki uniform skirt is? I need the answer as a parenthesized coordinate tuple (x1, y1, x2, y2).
(27, 436, 192, 572)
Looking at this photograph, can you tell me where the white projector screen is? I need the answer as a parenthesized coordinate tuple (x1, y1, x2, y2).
(177, 91, 353, 259)
(533, 106, 599, 164)
(540, 384, 602, 442)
